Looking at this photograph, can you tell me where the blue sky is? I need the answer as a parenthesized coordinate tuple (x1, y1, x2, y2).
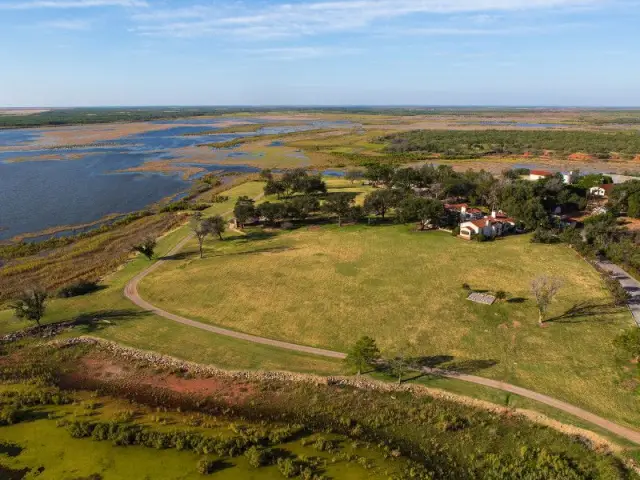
(1, 0, 639, 106)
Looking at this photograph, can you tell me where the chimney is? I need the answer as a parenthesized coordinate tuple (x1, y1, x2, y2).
(491, 210, 497, 219)
(486, 218, 491, 227)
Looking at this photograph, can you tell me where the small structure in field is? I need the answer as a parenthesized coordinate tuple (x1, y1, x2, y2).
(588, 184, 615, 198)
(467, 292, 497, 305)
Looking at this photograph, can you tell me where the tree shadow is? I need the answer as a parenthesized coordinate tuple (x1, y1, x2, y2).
(72, 309, 150, 333)
(0, 442, 23, 457)
(209, 246, 296, 258)
(160, 251, 192, 261)
(545, 301, 624, 324)
(507, 297, 527, 304)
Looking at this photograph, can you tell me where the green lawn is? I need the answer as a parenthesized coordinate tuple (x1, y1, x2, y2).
(139, 223, 640, 428)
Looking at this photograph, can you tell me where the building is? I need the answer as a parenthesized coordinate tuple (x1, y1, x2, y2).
(529, 170, 554, 181)
(444, 203, 484, 221)
(459, 211, 516, 240)
(589, 184, 615, 198)
(562, 171, 577, 185)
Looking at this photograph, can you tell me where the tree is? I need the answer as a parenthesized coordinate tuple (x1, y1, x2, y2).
(258, 202, 286, 225)
(614, 328, 640, 361)
(260, 169, 273, 181)
(628, 192, 640, 218)
(191, 215, 214, 259)
(11, 288, 47, 326)
(288, 195, 320, 220)
(364, 189, 397, 220)
(264, 179, 286, 198)
(531, 276, 562, 325)
(233, 196, 256, 228)
(346, 337, 381, 375)
(345, 169, 363, 184)
(132, 237, 156, 260)
(323, 193, 355, 227)
(388, 353, 412, 384)
(396, 195, 445, 230)
(364, 163, 395, 187)
(209, 215, 226, 241)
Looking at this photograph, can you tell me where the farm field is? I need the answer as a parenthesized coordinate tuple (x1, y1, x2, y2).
(138, 222, 639, 428)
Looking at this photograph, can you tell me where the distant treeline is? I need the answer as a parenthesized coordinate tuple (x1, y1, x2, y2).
(5, 107, 640, 129)
(380, 129, 640, 159)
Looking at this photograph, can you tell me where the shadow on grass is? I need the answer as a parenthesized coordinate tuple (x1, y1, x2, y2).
(545, 301, 624, 324)
(72, 309, 151, 333)
(507, 297, 527, 304)
(380, 355, 499, 383)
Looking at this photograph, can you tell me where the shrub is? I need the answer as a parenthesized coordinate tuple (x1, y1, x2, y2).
(495, 291, 507, 301)
(211, 195, 229, 204)
(197, 458, 218, 475)
(312, 437, 338, 452)
(281, 221, 295, 230)
(277, 458, 300, 478)
(244, 446, 273, 468)
(603, 274, 631, 306)
(452, 226, 460, 236)
(0, 405, 20, 426)
(531, 228, 561, 244)
(56, 279, 100, 298)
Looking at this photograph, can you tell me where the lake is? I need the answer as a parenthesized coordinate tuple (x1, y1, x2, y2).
(0, 118, 354, 241)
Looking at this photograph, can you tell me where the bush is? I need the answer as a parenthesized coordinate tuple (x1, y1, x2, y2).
(531, 228, 561, 244)
(312, 437, 338, 452)
(211, 195, 229, 204)
(277, 458, 300, 478)
(603, 274, 631, 306)
(57, 279, 100, 298)
(197, 458, 218, 475)
(476, 233, 487, 243)
(0, 405, 20, 426)
(245, 446, 273, 468)
(281, 221, 295, 231)
(452, 226, 460, 236)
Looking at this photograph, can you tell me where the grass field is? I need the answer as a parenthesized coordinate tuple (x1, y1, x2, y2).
(138, 221, 640, 428)
(0, 181, 343, 376)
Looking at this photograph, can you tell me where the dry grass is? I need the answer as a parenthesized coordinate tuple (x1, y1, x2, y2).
(0, 213, 182, 301)
(139, 224, 640, 428)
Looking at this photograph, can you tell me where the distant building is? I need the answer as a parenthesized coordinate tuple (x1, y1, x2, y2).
(529, 170, 554, 181)
(589, 184, 615, 198)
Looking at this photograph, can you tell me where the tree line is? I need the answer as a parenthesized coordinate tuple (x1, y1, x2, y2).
(379, 129, 640, 159)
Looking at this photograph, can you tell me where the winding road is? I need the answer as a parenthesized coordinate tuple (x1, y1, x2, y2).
(124, 213, 640, 445)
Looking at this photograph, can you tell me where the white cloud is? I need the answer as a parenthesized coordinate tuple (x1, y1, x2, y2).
(130, 0, 609, 39)
(0, 0, 147, 9)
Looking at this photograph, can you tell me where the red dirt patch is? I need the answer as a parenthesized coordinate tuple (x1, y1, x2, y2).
(75, 355, 255, 405)
(568, 152, 595, 161)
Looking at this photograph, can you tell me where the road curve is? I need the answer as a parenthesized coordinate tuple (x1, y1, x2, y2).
(124, 214, 640, 445)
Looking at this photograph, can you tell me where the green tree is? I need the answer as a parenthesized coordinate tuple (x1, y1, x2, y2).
(258, 202, 286, 225)
(614, 328, 640, 361)
(345, 336, 381, 375)
(11, 288, 47, 326)
(364, 163, 396, 187)
(209, 215, 226, 241)
(396, 196, 445, 230)
(132, 237, 156, 260)
(288, 195, 320, 220)
(323, 193, 355, 227)
(345, 169, 363, 184)
(364, 189, 397, 220)
(233, 196, 256, 229)
(628, 192, 640, 218)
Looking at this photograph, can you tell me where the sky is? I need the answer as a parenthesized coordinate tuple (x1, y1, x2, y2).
(0, 0, 639, 107)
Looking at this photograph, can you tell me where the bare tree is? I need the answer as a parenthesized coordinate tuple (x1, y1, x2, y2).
(191, 214, 215, 259)
(531, 276, 563, 325)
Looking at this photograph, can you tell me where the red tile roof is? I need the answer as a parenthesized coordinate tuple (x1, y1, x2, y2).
(531, 170, 554, 177)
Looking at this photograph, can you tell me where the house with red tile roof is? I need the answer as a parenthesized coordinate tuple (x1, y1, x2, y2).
(459, 211, 516, 240)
